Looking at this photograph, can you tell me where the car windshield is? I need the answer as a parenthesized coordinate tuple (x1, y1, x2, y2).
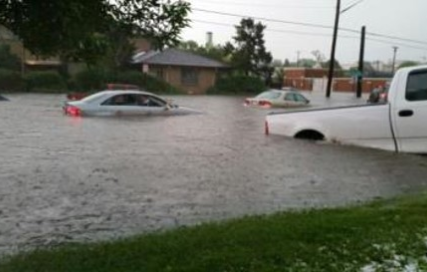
(81, 92, 108, 103)
(255, 90, 282, 100)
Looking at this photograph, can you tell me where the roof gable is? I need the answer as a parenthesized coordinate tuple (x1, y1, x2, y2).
(132, 48, 228, 68)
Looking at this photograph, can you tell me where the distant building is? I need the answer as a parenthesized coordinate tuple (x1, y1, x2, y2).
(283, 67, 390, 93)
(132, 48, 229, 94)
(283, 67, 333, 91)
(0, 25, 63, 72)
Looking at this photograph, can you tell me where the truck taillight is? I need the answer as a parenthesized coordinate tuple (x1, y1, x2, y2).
(66, 105, 81, 116)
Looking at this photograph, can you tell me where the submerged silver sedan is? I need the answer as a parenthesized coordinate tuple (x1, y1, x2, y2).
(244, 88, 310, 108)
(63, 90, 199, 117)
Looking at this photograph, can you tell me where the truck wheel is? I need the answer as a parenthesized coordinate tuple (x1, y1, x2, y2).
(295, 130, 325, 141)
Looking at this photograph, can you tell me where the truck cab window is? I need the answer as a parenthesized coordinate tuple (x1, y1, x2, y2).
(406, 70, 427, 101)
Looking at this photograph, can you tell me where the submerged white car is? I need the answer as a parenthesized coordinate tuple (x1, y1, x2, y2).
(244, 88, 310, 108)
(63, 90, 199, 117)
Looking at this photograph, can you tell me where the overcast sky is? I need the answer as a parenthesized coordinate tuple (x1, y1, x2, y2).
(181, 0, 427, 65)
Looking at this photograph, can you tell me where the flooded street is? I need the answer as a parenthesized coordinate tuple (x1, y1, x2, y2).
(1, 92, 427, 255)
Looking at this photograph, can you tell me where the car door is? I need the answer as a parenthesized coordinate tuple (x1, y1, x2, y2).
(293, 93, 309, 106)
(100, 94, 145, 116)
(283, 93, 298, 107)
(135, 94, 168, 115)
(392, 68, 427, 153)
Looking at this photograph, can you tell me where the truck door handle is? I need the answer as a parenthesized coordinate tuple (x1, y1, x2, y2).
(398, 110, 413, 117)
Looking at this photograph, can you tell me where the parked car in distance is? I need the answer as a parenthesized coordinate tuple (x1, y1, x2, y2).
(244, 88, 310, 108)
(63, 90, 199, 117)
(367, 86, 388, 103)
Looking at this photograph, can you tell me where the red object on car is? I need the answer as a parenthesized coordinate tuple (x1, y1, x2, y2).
(258, 100, 272, 108)
(106, 83, 139, 90)
(67, 93, 87, 101)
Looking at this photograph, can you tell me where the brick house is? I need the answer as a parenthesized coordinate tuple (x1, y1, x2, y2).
(132, 48, 229, 94)
(283, 67, 390, 93)
(0, 25, 62, 72)
(283, 68, 330, 91)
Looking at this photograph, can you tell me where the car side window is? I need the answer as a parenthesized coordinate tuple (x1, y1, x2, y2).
(406, 70, 427, 101)
(102, 94, 137, 106)
(136, 95, 165, 107)
(284, 93, 295, 101)
(294, 93, 307, 102)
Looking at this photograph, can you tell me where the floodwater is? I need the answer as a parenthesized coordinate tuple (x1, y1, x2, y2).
(1, 92, 427, 255)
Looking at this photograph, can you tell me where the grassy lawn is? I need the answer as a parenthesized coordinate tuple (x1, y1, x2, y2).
(2, 194, 427, 272)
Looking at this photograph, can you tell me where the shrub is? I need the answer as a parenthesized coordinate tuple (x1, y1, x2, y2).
(0, 69, 24, 92)
(139, 73, 183, 94)
(73, 68, 110, 91)
(24, 71, 67, 93)
(73, 69, 183, 94)
(0, 44, 21, 71)
(207, 75, 267, 95)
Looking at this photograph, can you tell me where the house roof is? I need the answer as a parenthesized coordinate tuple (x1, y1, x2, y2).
(132, 48, 228, 68)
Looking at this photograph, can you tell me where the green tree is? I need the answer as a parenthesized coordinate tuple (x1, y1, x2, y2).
(323, 59, 342, 70)
(0, 0, 190, 65)
(179, 40, 230, 63)
(97, 20, 137, 70)
(226, 18, 273, 81)
(179, 40, 200, 52)
(0, 44, 21, 71)
(398, 61, 420, 69)
(299, 58, 316, 68)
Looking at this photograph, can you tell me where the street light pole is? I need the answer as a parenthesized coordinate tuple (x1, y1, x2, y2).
(326, 0, 341, 98)
(391, 46, 398, 75)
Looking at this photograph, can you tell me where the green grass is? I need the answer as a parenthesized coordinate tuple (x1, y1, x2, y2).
(2, 194, 427, 271)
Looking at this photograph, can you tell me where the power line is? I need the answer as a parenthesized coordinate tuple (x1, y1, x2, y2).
(340, 0, 364, 14)
(192, 19, 358, 39)
(190, 19, 427, 51)
(191, 0, 335, 9)
(191, 7, 427, 46)
(192, 8, 334, 30)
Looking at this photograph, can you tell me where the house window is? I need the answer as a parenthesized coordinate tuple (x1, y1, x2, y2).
(181, 68, 198, 85)
(154, 68, 164, 79)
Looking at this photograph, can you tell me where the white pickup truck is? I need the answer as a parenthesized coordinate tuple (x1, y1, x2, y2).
(265, 65, 427, 153)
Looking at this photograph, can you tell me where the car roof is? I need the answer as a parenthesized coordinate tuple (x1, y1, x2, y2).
(98, 90, 156, 96)
(79, 89, 164, 104)
(265, 88, 299, 94)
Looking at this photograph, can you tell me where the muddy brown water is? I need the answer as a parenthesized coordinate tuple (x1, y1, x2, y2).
(1, 92, 427, 255)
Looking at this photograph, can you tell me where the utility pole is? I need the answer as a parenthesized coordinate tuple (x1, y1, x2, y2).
(356, 26, 365, 98)
(391, 46, 398, 75)
(326, 0, 341, 98)
(296, 51, 300, 67)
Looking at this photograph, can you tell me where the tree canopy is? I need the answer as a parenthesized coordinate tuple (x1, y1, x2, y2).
(0, 0, 190, 65)
(179, 40, 230, 63)
(398, 61, 420, 69)
(0, 44, 21, 71)
(225, 18, 273, 81)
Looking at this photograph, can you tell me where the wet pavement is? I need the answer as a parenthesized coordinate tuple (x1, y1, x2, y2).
(1, 92, 427, 255)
